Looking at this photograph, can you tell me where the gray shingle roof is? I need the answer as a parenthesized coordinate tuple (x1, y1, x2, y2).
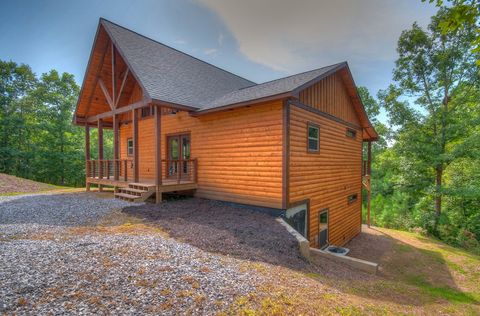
(201, 63, 344, 111)
(102, 19, 255, 109)
(101, 19, 345, 112)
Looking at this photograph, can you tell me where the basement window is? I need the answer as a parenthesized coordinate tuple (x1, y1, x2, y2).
(346, 128, 357, 139)
(285, 204, 308, 238)
(307, 123, 319, 153)
(348, 193, 358, 204)
(127, 138, 133, 156)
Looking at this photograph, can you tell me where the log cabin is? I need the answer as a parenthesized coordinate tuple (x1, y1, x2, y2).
(73, 18, 377, 248)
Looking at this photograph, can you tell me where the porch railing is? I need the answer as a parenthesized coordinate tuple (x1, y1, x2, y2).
(161, 159, 198, 184)
(86, 159, 133, 181)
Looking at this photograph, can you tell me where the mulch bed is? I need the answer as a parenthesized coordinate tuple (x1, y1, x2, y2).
(123, 197, 309, 271)
(123, 197, 362, 278)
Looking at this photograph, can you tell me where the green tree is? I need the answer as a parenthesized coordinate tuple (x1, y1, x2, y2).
(0, 61, 37, 177)
(31, 70, 83, 186)
(380, 7, 479, 233)
(425, 0, 480, 63)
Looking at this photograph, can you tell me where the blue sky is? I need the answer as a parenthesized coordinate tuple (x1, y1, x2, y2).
(0, 0, 438, 122)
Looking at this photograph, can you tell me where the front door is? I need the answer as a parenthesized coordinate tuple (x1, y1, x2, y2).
(318, 209, 329, 249)
(167, 134, 190, 178)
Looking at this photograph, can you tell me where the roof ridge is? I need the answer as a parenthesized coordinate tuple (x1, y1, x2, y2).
(237, 62, 347, 91)
(99, 18, 256, 85)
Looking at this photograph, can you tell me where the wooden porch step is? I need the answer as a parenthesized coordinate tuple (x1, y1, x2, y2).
(114, 192, 143, 202)
(114, 182, 156, 202)
(119, 188, 147, 194)
(128, 183, 155, 188)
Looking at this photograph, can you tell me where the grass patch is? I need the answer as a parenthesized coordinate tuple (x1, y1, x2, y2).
(407, 275, 478, 304)
(395, 243, 413, 253)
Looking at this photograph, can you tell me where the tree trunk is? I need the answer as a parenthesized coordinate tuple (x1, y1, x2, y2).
(434, 164, 443, 229)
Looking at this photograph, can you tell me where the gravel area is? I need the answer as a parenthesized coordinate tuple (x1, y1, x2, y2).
(0, 192, 135, 239)
(0, 192, 260, 315)
(1, 234, 258, 315)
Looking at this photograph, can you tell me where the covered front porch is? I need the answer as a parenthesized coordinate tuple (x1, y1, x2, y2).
(85, 158, 198, 202)
(73, 22, 198, 202)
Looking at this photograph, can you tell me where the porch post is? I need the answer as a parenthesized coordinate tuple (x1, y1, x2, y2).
(98, 119, 104, 191)
(85, 123, 90, 191)
(113, 114, 119, 180)
(367, 141, 372, 228)
(154, 105, 162, 203)
(132, 108, 139, 183)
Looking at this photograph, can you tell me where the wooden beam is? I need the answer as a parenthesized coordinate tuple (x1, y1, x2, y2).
(367, 140, 372, 228)
(98, 78, 114, 110)
(367, 141, 372, 176)
(111, 42, 116, 109)
(113, 114, 119, 180)
(115, 68, 129, 108)
(85, 123, 91, 191)
(98, 119, 104, 191)
(85, 123, 90, 160)
(132, 108, 139, 183)
(84, 38, 110, 117)
(74, 117, 113, 128)
(86, 98, 151, 123)
(154, 105, 162, 203)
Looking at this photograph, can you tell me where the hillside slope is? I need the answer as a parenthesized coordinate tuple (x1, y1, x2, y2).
(229, 225, 480, 315)
(0, 173, 59, 195)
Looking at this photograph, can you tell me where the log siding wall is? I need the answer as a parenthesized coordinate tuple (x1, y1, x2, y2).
(119, 101, 284, 209)
(289, 74, 363, 247)
(299, 72, 360, 126)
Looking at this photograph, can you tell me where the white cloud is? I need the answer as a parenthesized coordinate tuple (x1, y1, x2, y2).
(198, 0, 437, 73)
(217, 32, 224, 47)
(175, 39, 187, 45)
(204, 48, 218, 55)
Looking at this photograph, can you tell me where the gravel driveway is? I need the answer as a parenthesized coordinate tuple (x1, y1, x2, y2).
(0, 192, 259, 315)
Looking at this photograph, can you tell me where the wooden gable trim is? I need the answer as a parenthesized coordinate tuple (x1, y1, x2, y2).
(82, 38, 110, 122)
(111, 42, 116, 109)
(115, 68, 129, 108)
(100, 19, 151, 101)
(291, 63, 378, 141)
(337, 67, 378, 141)
(98, 77, 114, 110)
(291, 62, 347, 97)
(73, 22, 103, 124)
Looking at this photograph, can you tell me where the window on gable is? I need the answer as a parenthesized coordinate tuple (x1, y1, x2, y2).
(346, 128, 357, 139)
(348, 193, 358, 204)
(141, 106, 152, 118)
(127, 138, 133, 156)
(307, 123, 319, 153)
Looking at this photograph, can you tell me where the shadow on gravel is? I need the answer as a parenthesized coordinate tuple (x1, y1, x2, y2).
(122, 197, 363, 279)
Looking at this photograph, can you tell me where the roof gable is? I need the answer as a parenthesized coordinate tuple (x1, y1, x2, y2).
(101, 19, 255, 109)
(74, 18, 377, 140)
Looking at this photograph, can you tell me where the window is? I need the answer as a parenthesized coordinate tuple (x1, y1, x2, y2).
(348, 193, 358, 204)
(127, 138, 133, 156)
(285, 204, 308, 238)
(346, 128, 357, 139)
(307, 123, 319, 153)
(141, 106, 152, 118)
